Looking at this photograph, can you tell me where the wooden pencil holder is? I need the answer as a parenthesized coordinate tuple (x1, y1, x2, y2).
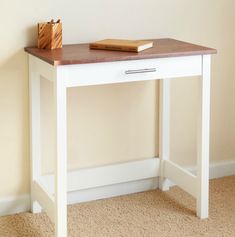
(38, 19, 62, 50)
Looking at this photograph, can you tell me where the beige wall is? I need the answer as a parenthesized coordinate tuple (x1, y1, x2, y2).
(0, 0, 235, 197)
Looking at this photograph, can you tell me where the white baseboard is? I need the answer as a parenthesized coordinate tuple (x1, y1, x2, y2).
(208, 160, 235, 179)
(0, 195, 30, 217)
(0, 178, 158, 217)
(185, 159, 235, 179)
(0, 159, 234, 217)
(67, 178, 158, 205)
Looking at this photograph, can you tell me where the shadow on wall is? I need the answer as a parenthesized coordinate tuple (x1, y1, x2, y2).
(26, 24, 38, 47)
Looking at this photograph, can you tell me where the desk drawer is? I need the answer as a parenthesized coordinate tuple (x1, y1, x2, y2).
(62, 55, 202, 87)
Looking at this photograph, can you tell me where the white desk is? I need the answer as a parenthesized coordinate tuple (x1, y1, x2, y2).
(25, 38, 216, 237)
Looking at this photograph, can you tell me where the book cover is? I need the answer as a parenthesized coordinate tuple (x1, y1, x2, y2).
(90, 39, 153, 52)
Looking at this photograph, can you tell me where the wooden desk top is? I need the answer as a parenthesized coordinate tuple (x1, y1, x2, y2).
(25, 38, 216, 66)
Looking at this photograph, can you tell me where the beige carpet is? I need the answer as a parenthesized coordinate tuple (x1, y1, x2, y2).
(0, 176, 235, 237)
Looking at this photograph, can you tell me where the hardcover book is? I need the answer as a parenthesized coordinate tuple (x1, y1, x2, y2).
(90, 39, 153, 52)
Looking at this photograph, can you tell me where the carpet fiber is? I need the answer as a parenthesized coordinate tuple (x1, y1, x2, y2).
(0, 176, 235, 237)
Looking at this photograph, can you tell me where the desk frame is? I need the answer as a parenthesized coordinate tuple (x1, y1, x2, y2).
(29, 54, 211, 237)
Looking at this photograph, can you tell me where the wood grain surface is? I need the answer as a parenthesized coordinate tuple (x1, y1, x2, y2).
(37, 22, 62, 50)
(25, 38, 217, 66)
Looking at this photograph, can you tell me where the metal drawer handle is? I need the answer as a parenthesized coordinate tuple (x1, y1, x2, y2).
(125, 68, 156, 74)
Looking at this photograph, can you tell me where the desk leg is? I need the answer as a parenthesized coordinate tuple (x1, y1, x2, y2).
(29, 68, 42, 213)
(54, 78, 67, 237)
(197, 55, 211, 219)
(159, 79, 171, 191)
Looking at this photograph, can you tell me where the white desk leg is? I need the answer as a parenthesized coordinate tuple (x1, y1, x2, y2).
(29, 65, 42, 213)
(159, 79, 171, 191)
(197, 55, 211, 219)
(54, 76, 67, 237)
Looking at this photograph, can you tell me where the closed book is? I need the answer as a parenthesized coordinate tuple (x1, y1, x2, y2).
(90, 39, 153, 52)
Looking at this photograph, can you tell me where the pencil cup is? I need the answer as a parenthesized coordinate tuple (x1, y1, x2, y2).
(37, 19, 62, 50)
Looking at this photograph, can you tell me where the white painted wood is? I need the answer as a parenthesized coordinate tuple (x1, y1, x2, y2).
(63, 55, 202, 87)
(29, 57, 42, 214)
(166, 159, 235, 187)
(32, 181, 55, 222)
(29, 55, 55, 82)
(67, 178, 158, 204)
(164, 160, 197, 198)
(54, 68, 68, 237)
(159, 79, 171, 191)
(197, 55, 211, 219)
(1, 158, 234, 217)
(39, 157, 160, 193)
(0, 178, 157, 217)
(27, 51, 213, 232)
